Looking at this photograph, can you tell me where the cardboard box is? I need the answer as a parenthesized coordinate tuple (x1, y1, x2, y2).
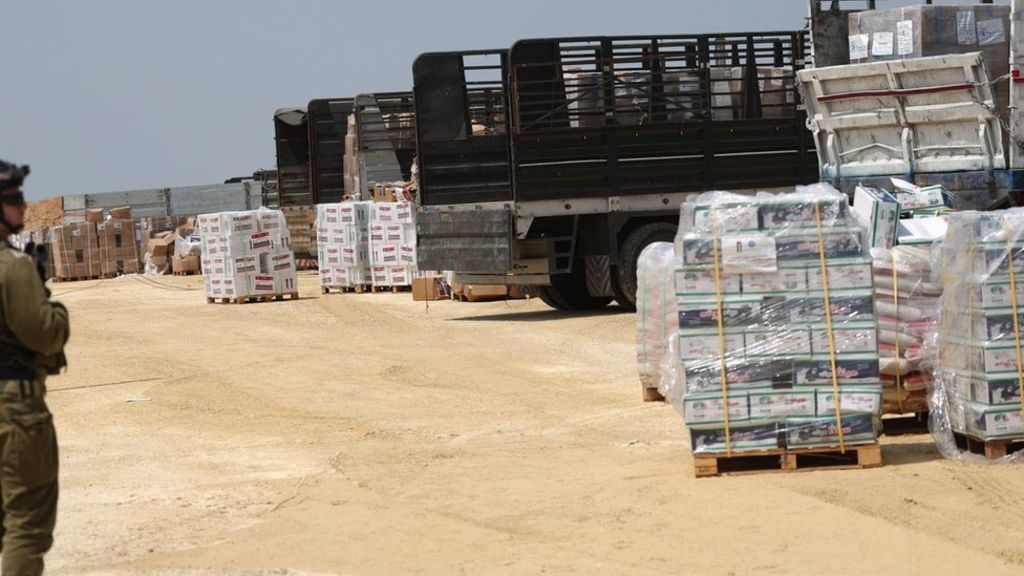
(741, 267, 807, 295)
(412, 275, 449, 301)
(679, 329, 745, 361)
(784, 413, 877, 448)
(676, 268, 742, 296)
(684, 359, 788, 393)
(148, 234, 176, 258)
(815, 386, 883, 416)
(172, 254, 200, 274)
(749, 390, 817, 418)
(793, 358, 881, 386)
(109, 206, 132, 220)
(97, 219, 139, 275)
(852, 186, 899, 249)
(683, 391, 750, 425)
(460, 284, 508, 302)
(810, 323, 878, 355)
(689, 421, 780, 454)
(86, 208, 104, 224)
(967, 403, 1024, 438)
(51, 222, 101, 279)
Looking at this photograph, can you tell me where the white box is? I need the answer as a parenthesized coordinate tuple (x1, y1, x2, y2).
(679, 330, 745, 360)
(815, 387, 882, 416)
(399, 245, 417, 266)
(675, 268, 742, 296)
(806, 260, 874, 291)
(810, 323, 878, 355)
(749, 389, 816, 418)
(744, 327, 811, 357)
(741, 267, 807, 294)
(852, 186, 898, 249)
(388, 266, 411, 286)
(371, 266, 389, 285)
(683, 392, 750, 425)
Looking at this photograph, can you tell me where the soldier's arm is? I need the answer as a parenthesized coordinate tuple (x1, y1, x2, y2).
(2, 256, 69, 355)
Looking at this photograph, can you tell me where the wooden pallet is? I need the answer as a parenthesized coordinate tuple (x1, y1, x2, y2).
(642, 387, 665, 402)
(322, 285, 369, 295)
(693, 442, 882, 478)
(53, 275, 102, 283)
(881, 411, 930, 436)
(952, 432, 1024, 459)
(207, 292, 300, 305)
(371, 285, 410, 294)
(172, 270, 200, 276)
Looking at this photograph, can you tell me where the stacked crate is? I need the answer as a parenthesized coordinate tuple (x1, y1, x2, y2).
(934, 210, 1024, 459)
(368, 202, 417, 290)
(671, 187, 883, 474)
(51, 222, 101, 280)
(198, 209, 298, 303)
(97, 219, 140, 276)
(317, 201, 372, 292)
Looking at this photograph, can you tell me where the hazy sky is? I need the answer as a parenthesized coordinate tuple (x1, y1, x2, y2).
(1, 0, 1003, 200)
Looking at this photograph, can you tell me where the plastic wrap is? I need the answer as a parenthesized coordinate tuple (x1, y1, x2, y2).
(931, 209, 1024, 462)
(198, 208, 298, 299)
(871, 244, 942, 415)
(635, 242, 679, 397)
(368, 202, 417, 287)
(662, 184, 881, 455)
(316, 201, 372, 289)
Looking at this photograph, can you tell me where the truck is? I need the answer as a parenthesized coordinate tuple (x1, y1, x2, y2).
(414, 32, 817, 310)
(272, 92, 416, 206)
(415, 1, 1024, 311)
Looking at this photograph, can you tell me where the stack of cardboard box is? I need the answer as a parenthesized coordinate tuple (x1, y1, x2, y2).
(368, 202, 417, 289)
(671, 187, 882, 454)
(199, 209, 297, 301)
(317, 201, 372, 290)
(51, 222, 101, 280)
(97, 219, 139, 275)
(934, 210, 1024, 445)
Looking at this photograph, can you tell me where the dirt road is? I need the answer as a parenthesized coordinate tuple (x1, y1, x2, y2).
(42, 272, 1024, 575)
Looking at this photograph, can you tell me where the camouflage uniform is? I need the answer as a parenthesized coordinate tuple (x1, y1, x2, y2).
(0, 168, 69, 575)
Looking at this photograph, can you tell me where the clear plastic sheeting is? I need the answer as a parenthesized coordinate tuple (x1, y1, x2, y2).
(661, 184, 882, 456)
(872, 244, 942, 415)
(635, 242, 679, 396)
(931, 209, 1024, 462)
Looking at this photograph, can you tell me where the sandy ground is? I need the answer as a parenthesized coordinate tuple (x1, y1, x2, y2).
(37, 272, 1024, 575)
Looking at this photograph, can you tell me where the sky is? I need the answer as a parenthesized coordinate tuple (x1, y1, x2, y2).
(1, 0, 1006, 200)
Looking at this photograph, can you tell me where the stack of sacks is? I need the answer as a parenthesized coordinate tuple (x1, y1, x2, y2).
(368, 202, 417, 288)
(51, 222, 101, 280)
(668, 185, 882, 454)
(316, 201, 371, 289)
(97, 219, 140, 276)
(198, 208, 297, 300)
(871, 241, 943, 413)
(635, 242, 680, 397)
(933, 210, 1024, 448)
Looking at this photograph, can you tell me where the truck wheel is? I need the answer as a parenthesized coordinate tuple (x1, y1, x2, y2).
(614, 222, 677, 311)
(538, 286, 571, 310)
(546, 269, 613, 311)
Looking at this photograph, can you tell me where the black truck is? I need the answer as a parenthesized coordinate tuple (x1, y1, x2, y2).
(414, 32, 818, 310)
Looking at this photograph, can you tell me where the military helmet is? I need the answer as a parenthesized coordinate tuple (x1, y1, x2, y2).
(0, 160, 29, 193)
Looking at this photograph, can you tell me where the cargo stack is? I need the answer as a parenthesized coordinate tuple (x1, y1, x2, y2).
(933, 210, 1024, 460)
(199, 208, 298, 303)
(852, 179, 950, 421)
(97, 219, 140, 276)
(316, 201, 372, 293)
(667, 186, 883, 476)
(368, 202, 417, 291)
(282, 206, 317, 267)
(51, 222, 101, 281)
(635, 242, 679, 402)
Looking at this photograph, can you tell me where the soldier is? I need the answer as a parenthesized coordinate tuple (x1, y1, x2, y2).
(0, 160, 69, 576)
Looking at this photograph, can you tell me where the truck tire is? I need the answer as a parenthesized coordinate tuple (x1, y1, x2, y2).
(614, 222, 677, 311)
(538, 286, 571, 310)
(544, 268, 613, 311)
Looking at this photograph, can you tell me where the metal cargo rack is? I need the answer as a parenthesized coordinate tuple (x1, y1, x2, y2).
(507, 32, 819, 202)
